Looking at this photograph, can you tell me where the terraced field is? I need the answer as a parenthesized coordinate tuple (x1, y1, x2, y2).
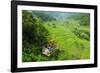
(43, 21, 90, 60)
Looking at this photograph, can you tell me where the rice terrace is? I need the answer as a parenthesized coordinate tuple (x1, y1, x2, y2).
(22, 10, 90, 62)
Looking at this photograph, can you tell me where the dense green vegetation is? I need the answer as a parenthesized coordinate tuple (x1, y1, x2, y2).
(22, 10, 90, 62)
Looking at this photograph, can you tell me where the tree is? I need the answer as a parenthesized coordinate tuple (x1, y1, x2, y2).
(22, 10, 50, 62)
(22, 10, 49, 47)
